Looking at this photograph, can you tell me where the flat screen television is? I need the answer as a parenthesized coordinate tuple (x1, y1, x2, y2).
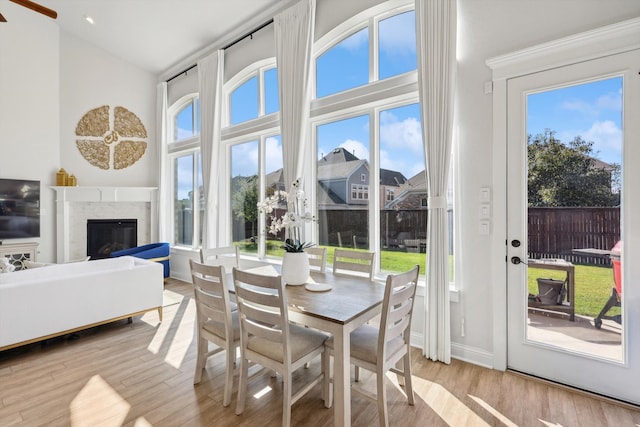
(0, 178, 40, 240)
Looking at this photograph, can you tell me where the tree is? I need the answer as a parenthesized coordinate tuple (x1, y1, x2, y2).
(527, 129, 620, 207)
(231, 175, 259, 241)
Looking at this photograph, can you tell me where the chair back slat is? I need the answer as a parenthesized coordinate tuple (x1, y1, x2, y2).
(200, 246, 240, 269)
(232, 268, 290, 359)
(305, 247, 327, 272)
(190, 261, 234, 332)
(378, 265, 419, 364)
(332, 248, 375, 281)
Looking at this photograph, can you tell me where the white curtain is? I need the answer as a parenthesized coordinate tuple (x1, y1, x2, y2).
(156, 82, 169, 242)
(274, 0, 315, 195)
(198, 50, 225, 249)
(416, 0, 457, 363)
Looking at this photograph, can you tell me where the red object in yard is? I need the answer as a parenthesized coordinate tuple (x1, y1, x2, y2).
(593, 240, 622, 329)
(611, 240, 622, 296)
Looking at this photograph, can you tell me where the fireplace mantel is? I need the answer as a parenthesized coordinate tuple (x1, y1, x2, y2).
(52, 186, 158, 263)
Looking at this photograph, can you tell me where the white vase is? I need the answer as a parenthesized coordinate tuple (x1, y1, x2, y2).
(281, 252, 310, 286)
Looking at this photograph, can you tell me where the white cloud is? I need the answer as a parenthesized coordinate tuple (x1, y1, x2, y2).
(338, 28, 368, 52)
(231, 142, 259, 177)
(265, 136, 283, 172)
(560, 99, 597, 116)
(596, 89, 622, 112)
(380, 111, 422, 154)
(379, 12, 416, 56)
(583, 120, 622, 163)
(340, 139, 370, 161)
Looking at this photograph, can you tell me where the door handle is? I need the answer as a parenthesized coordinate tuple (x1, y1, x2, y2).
(511, 256, 526, 265)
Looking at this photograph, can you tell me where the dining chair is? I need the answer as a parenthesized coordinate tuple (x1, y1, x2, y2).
(324, 264, 420, 427)
(232, 267, 328, 427)
(200, 245, 240, 270)
(305, 246, 327, 273)
(332, 248, 375, 281)
(189, 259, 240, 407)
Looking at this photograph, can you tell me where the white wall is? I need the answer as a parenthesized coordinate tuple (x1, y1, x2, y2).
(60, 32, 158, 188)
(0, 5, 60, 263)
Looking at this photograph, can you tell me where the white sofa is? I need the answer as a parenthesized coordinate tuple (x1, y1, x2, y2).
(0, 256, 164, 351)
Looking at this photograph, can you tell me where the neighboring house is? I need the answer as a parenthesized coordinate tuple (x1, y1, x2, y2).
(380, 168, 408, 207)
(386, 170, 428, 210)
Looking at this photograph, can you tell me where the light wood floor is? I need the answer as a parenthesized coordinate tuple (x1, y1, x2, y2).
(1, 278, 638, 427)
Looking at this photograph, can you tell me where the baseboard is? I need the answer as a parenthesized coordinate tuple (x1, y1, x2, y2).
(410, 331, 494, 369)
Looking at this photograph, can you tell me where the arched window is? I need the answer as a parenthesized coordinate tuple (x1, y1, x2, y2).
(228, 65, 279, 125)
(167, 94, 203, 248)
(315, 9, 417, 99)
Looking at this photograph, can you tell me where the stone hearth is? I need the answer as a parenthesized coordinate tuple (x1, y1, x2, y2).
(52, 187, 157, 263)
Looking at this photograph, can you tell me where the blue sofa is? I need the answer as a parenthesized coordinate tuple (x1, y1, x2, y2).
(111, 242, 170, 278)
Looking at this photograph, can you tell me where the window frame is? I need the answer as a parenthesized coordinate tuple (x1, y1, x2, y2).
(167, 93, 202, 249)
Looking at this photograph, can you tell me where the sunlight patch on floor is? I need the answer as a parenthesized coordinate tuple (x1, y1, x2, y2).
(539, 420, 564, 427)
(468, 395, 518, 427)
(412, 376, 491, 426)
(133, 416, 153, 426)
(70, 375, 130, 426)
(254, 385, 273, 399)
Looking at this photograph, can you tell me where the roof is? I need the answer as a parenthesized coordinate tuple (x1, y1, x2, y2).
(317, 159, 368, 180)
(380, 169, 407, 187)
(318, 147, 360, 165)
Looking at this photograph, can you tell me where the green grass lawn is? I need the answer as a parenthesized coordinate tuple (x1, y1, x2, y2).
(238, 240, 614, 319)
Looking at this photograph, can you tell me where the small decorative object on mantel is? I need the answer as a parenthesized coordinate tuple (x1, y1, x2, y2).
(75, 105, 148, 171)
(257, 178, 316, 286)
(55, 169, 78, 186)
(56, 168, 68, 186)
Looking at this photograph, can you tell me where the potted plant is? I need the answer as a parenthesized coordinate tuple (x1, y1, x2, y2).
(257, 178, 316, 285)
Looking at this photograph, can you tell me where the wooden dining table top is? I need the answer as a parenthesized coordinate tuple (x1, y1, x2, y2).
(227, 264, 386, 325)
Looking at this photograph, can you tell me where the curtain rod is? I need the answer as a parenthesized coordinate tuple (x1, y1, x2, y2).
(166, 18, 274, 83)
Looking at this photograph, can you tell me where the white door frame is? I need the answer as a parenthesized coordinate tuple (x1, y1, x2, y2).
(487, 17, 640, 372)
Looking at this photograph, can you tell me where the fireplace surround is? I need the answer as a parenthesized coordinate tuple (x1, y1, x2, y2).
(53, 186, 158, 263)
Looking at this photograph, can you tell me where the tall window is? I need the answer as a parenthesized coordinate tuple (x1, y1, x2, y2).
(317, 116, 370, 249)
(225, 61, 281, 257)
(313, 7, 428, 275)
(168, 94, 203, 248)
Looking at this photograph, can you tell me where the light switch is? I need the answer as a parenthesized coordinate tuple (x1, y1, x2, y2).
(480, 204, 491, 219)
(479, 187, 491, 202)
(479, 221, 490, 235)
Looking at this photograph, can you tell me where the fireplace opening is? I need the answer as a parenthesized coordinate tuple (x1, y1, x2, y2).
(87, 219, 137, 260)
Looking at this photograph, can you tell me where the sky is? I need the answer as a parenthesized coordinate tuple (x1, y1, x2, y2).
(527, 77, 623, 165)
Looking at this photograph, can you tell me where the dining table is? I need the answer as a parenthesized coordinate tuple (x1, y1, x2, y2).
(227, 263, 386, 427)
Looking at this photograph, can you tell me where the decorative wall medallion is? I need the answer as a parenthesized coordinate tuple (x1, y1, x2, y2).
(75, 105, 148, 170)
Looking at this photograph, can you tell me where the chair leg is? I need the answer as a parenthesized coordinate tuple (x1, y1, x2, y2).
(193, 337, 206, 384)
(403, 352, 415, 406)
(355, 365, 360, 382)
(222, 345, 235, 407)
(235, 356, 249, 415)
(322, 351, 331, 408)
(283, 374, 292, 427)
(377, 366, 389, 427)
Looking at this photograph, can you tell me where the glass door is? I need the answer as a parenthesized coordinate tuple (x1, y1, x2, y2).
(506, 49, 639, 404)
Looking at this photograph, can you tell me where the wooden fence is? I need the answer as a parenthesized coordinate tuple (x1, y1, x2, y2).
(235, 206, 619, 265)
(528, 207, 620, 265)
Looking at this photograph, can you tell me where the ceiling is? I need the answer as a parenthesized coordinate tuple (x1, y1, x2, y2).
(5, 0, 289, 76)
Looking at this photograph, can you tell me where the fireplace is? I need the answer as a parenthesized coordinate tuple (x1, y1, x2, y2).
(87, 219, 137, 259)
